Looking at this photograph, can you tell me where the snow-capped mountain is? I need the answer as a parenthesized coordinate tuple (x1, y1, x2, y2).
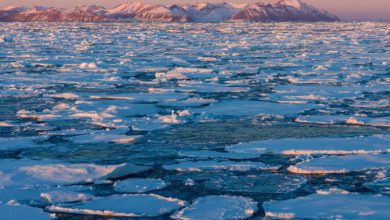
(231, 0, 339, 22)
(184, 2, 244, 22)
(0, 0, 339, 22)
(107, 2, 145, 19)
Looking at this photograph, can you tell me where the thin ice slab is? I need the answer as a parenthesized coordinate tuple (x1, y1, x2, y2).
(264, 192, 390, 219)
(163, 160, 279, 172)
(114, 178, 170, 193)
(193, 100, 317, 117)
(171, 195, 257, 220)
(226, 135, 390, 155)
(288, 154, 390, 174)
(47, 194, 187, 217)
(0, 159, 151, 186)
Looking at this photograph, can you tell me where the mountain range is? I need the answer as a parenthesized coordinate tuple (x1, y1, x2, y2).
(0, 0, 339, 22)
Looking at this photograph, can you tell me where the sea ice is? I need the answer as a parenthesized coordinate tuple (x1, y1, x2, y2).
(204, 173, 306, 194)
(163, 160, 279, 172)
(114, 178, 170, 193)
(171, 195, 258, 220)
(288, 154, 390, 174)
(193, 100, 317, 117)
(178, 150, 259, 159)
(41, 191, 93, 204)
(0, 159, 150, 186)
(66, 132, 140, 144)
(264, 192, 390, 219)
(0, 204, 51, 220)
(0, 137, 51, 151)
(47, 194, 187, 217)
(225, 135, 390, 155)
(364, 176, 390, 195)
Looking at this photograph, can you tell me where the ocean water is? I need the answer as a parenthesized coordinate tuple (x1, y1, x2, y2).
(0, 22, 389, 219)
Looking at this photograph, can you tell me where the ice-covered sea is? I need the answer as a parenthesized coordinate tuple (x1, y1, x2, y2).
(0, 22, 389, 219)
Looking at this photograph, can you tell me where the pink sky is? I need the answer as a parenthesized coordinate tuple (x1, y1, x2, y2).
(1, 0, 389, 19)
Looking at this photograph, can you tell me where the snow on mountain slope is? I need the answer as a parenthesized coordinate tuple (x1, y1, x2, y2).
(185, 2, 242, 22)
(107, 2, 146, 20)
(0, 1, 339, 22)
(231, 0, 339, 22)
(135, 4, 191, 22)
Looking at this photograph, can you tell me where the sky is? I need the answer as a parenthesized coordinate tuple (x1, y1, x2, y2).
(0, 0, 389, 20)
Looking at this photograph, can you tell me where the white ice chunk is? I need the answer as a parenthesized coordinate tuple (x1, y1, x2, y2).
(49, 93, 80, 100)
(41, 191, 94, 204)
(264, 192, 390, 219)
(0, 159, 151, 186)
(288, 154, 390, 174)
(171, 195, 257, 220)
(156, 67, 215, 81)
(47, 194, 187, 217)
(114, 178, 170, 193)
(67, 133, 140, 144)
(225, 135, 390, 155)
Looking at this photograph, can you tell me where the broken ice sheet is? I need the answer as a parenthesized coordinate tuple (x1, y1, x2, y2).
(177, 83, 249, 93)
(47, 194, 187, 217)
(157, 97, 216, 107)
(263, 192, 390, 219)
(288, 154, 390, 174)
(114, 178, 170, 193)
(295, 115, 368, 125)
(0, 159, 150, 186)
(268, 84, 372, 102)
(178, 150, 259, 159)
(66, 132, 141, 144)
(163, 160, 279, 172)
(225, 135, 390, 156)
(40, 191, 94, 204)
(192, 100, 317, 117)
(87, 92, 188, 103)
(365, 178, 390, 195)
(0, 136, 51, 151)
(204, 172, 306, 194)
(171, 195, 258, 220)
(296, 115, 390, 127)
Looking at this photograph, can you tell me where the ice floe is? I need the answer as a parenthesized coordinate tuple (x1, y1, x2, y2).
(204, 173, 306, 194)
(0, 159, 151, 186)
(41, 191, 94, 204)
(193, 100, 317, 117)
(264, 192, 390, 219)
(66, 132, 141, 144)
(114, 178, 170, 193)
(365, 178, 390, 195)
(288, 154, 390, 174)
(225, 135, 390, 155)
(179, 150, 259, 159)
(0, 137, 51, 151)
(296, 115, 390, 127)
(163, 160, 279, 172)
(171, 195, 257, 220)
(47, 194, 187, 217)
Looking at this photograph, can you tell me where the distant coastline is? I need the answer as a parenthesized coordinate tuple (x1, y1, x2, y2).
(0, 0, 339, 23)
